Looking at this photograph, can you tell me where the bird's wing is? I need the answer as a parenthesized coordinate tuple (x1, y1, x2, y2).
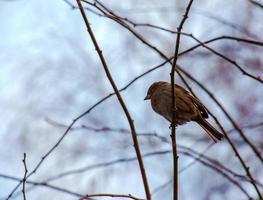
(190, 95, 209, 118)
(174, 84, 208, 118)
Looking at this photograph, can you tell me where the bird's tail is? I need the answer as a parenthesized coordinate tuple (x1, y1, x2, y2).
(196, 118, 224, 142)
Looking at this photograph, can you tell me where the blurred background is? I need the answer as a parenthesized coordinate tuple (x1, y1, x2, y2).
(0, 0, 262, 199)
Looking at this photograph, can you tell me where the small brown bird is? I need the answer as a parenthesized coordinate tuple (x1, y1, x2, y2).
(144, 81, 223, 142)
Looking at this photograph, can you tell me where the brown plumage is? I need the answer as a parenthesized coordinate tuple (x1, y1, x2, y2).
(144, 81, 223, 142)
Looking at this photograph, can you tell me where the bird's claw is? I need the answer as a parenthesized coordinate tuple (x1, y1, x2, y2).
(172, 107, 178, 112)
(169, 123, 177, 129)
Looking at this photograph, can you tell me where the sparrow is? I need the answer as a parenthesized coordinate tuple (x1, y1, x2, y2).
(144, 81, 223, 142)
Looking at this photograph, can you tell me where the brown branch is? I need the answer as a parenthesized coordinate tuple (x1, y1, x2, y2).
(47, 117, 263, 137)
(80, 193, 144, 200)
(21, 153, 27, 200)
(75, 1, 151, 199)
(170, 1, 194, 200)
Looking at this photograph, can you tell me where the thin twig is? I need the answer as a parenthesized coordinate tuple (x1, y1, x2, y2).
(47, 117, 263, 137)
(170, 1, 194, 200)
(1, 147, 254, 199)
(21, 153, 27, 200)
(75, 0, 151, 199)
(248, 0, 263, 9)
(151, 179, 172, 196)
(63, 0, 102, 16)
(80, 193, 145, 200)
(0, 174, 83, 199)
(189, 34, 263, 83)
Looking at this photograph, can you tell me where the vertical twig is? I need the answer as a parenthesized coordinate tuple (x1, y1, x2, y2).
(22, 153, 28, 200)
(170, 1, 194, 200)
(170, 0, 193, 200)
(76, 1, 151, 199)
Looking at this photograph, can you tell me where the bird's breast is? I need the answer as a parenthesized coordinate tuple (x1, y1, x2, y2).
(151, 92, 172, 119)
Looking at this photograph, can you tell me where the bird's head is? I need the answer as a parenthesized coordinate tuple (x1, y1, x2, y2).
(144, 81, 168, 100)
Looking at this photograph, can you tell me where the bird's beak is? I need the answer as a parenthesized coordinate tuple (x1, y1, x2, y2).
(144, 94, 151, 100)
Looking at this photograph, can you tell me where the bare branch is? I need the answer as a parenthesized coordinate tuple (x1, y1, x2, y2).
(248, 0, 263, 9)
(170, 1, 194, 199)
(0, 174, 83, 198)
(21, 153, 27, 200)
(189, 34, 263, 83)
(80, 193, 145, 200)
(76, 0, 151, 199)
